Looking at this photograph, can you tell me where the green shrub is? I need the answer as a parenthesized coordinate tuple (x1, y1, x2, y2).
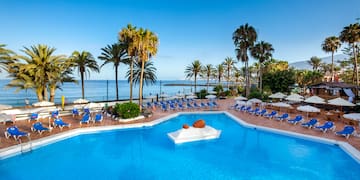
(114, 102, 140, 119)
(196, 89, 207, 99)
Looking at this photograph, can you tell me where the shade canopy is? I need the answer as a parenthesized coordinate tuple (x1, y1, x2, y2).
(304, 96, 326, 104)
(205, 95, 216, 99)
(234, 96, 247, 101)
(208, 91, 217, 94)
(160, 94, 169, 98)
(272, 102, 292, 108)
(248, 98, 262, 103)
(186, 95, 198, 99)
(297, 105, 320, 113)
(33, 101, 55, 107)
(269, 92, 287, 99)
(328, 97, 355, 107)
(145, 95, 157, 99)
(73, 98, 89, 104)
(343, 113, 360, 121)
(285, 93, 304, 102)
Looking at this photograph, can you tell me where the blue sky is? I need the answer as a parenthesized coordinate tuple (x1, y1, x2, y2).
(1, 0, 359, 80)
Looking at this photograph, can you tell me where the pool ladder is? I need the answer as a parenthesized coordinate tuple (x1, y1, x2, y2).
(18, 136, 32, 153)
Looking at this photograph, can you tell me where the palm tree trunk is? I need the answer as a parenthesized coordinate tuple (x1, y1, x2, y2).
(139, 60, 145, 111)
(206, 76, 209, 92)
(331, 51, 334, 82)
(43, 86, 48, 101)
(50, 86, 56, 102)
(259, 65, 263, 94)
(115, 65, 119, 100)
(36, 88, 43, 102)
(245, 61, 250, 97)
(353, 44, 359, 86)
(81, 71, 85, 99)
(129, 56, 134, 102)
(194, 73, 197, 93)
(227, 68, 230, 90)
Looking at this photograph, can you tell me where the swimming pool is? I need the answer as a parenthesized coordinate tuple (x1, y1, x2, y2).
(1, 112, 360, 179)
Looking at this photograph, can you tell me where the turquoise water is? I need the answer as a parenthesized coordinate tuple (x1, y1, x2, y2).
(1, 113, 360, 179)
(0, 79, 214, 106)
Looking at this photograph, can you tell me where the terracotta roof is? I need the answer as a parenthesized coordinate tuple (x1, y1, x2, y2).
(310, 82, 358, 88)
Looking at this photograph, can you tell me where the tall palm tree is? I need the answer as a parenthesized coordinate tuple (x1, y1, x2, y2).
(0, 44, 14, 72)
(185, 60, 202, 93)
(340, 23, 360, 86)
(322, 36, 341, 82)
(127, 60, 157, 88)
(250, 41, 274, 93)
(215, 64, 224, 85)
(98, 43, 128, 100)
(223, 57, 236, 89)
(119, 24, 138, 102)
(307, 56, 322, 71)
(7, 44, 69, 101)
(233, 23, 257, 97)
(134, 28, 159, 110)
(201, 64, 214, 92)
(70, 51, 99, 100)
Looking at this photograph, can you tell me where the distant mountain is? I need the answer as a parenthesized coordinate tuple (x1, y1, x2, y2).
(289, 54, 348, 70)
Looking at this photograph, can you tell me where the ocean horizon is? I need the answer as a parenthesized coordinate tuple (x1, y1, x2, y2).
(0, 79, 221, 107)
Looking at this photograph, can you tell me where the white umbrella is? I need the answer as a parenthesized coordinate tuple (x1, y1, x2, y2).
(0, 113, 13, 123)
(285, 93, 304, 102)
(205, 95, 216, 99)
(73, 98, 89, 104)
(186, 92, 195, 96)
(343, 113, 360, 121)
(0, 104, 12, 110)
(85, 102, 101, 110)
(186, 95, 198, 99)
(272, 102, 292, 112)
(297, 105, 320, 120)
(328, 97, 355, 107)
(208, 91, 217, 94)
(269, 92, 287, 99)
(248, 98, 262, 104)
(176, 93, 185, 98)
(33, 101, 55, 107)
(160, 94, 169, 98)
(234, 96, 247, 101)
(304, 96, 326, 104)
(145, 95, 157, 99)
(236, 100, 247, 105)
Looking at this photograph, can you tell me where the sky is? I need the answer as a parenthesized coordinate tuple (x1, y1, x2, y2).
(1, 0, 360, 80)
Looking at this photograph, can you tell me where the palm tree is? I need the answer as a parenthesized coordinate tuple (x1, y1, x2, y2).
(233, 23, 257, 97)
(7, 44, 69, 101)
(134, 28, 159, 110)
(70, 51, 99, 100)
(201, 64, 214, 92)
(127, 60, 157, 88)
(223, 57, 236, 89)
(0, 44, 14, 72)
(307, 56, 322, 71)
(340, 23, 360, 86)
(215, 64, 224, 84)
(185, 60, 202, 93)
(322, 36, 341, 82)
(250, 41, 274, 93)
(98, 43, 128, 100)
(119, 24, 138, 102)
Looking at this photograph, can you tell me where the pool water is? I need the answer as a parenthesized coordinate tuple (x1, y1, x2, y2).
(1, 113, 360, 179)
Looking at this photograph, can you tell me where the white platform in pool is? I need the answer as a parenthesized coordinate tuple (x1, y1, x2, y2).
(167, 125, 221, 144)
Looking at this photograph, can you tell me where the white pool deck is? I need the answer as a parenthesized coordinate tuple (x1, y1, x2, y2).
(1, 111, 360, 164)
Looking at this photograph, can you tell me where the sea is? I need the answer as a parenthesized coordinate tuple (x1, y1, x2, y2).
(0, 79, 217, 107)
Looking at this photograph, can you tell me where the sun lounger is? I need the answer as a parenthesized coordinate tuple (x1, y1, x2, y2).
(287, 115, 303, 125)
(80, 114, 91, 125)
(200, 102, 208, 109)
(178, 103, 185, 110)
(53, 118, 71, 130)
(161, 104, 168, 111)
(4, 126, 30, 140)
(51, 110, 59, 119)
(255, 109, 267, 116)
(31, 122, 51, 135)
(247, 108, 259, 114)
(193, 102, 201, 109)
(335, 126, 355, 139)
(72, 108, 80, 117)
(314, 121, 336, 133)
(83, 108, 90, 114)
(229, 104, 239, 110)
(169, 103, 177, 111)
(301, 119, 318, 129)
(275, 113, 289, 121)
(263, 111, 277, 119)
(93, 113, 103, 123)
(29, 113, 39, 122)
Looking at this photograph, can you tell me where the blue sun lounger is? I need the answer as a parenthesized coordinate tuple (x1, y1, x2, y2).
(4, 126, 30, 140)
(31, 122, 51, 135)
(80, 114, 91, 125)
(93, 113, 103, 123)
(255, 109, 267, 116)
(315, 121, 336, 133)
(29, 113, 39, 122)
(335, 126, 355, 139)
(263, 111, 277, 119)
(72, 108, 80, 117)
(275, 113, 289, 121)
(287, 115, 303, 125)
(53, 118, 71, 130)
(301, 119, 318, 129)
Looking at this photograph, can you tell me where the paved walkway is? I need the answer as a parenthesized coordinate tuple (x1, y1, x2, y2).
(1, 98, 359, 151)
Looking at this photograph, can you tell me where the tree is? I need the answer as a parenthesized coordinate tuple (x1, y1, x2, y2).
(133, 28, 159, 111)
(119, 24, 138, 102)
(127, 60, 157, 88)
(215, 64, 224, 85)
(322, 36, 341, 82)
(307, 56, 322, 71)
(185, 60, 202, 93)
(98, 43, 128, 100)
(223, 57, 236, 89)
(0, 44, 14, 72)
(263, 69, 295, 93)
(340, 22, 360, 86)
(201, 64, 214, 92)
(233, 23, 257, 97)
(70, 51, 99, 99)
(250, 41, 274, 93)
(7, 44, 70, 102)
